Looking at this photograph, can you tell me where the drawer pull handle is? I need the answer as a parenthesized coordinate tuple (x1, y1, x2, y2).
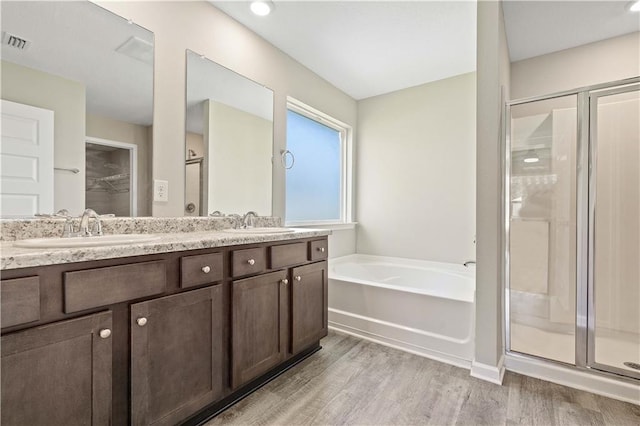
(294, 275, 302, 282)
(247, 259, 256, 266)
(201, 266, 211, 273)
(281, 278, 289, 286)
(136, 317, 148, 327)
(318, 247, 325, 253)
(99, 329, 111, 339)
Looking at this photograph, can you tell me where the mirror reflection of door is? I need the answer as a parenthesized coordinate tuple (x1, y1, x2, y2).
(185, 158, 203, 216)
(85, 138, 137, 216)
(0, 100, 54, 218)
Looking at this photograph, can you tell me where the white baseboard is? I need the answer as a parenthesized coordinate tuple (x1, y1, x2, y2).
(328, 323, 472, 370)
(505, 354, 640, 405)
(470, 355, 506, 385)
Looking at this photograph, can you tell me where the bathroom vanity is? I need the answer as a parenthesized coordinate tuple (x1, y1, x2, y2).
(0, 225, 329, 425)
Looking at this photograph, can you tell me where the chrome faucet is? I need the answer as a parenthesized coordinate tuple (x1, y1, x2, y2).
(52, 209, 80, 238)
(61, 216, 78, 238)
(242, 211, 258, 228)
(227, 214, 242, 229)
(79, 209, 103, 237)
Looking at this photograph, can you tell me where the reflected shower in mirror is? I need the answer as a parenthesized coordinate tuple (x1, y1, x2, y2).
(185, 50, 273, 217)
(0, 0, 153, 217)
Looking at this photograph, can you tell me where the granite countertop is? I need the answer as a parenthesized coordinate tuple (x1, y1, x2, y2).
(0, 228, 331, 270)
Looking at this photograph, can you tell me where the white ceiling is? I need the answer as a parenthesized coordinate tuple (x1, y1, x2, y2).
(211, 1, 639, 100)
(503, 0, 640, 62)
(210, 1, 478, 100)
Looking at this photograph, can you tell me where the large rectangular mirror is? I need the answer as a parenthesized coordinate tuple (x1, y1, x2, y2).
(185, 50, 273, 217)
(1, 0, 153, 218)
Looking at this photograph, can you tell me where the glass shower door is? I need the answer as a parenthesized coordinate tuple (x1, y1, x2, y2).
(589, 85, 640, 379)
(508, 95, 578, 364)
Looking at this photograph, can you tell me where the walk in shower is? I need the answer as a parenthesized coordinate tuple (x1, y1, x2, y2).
(505, 77, 640, 382)
(85, 139, 137, 217)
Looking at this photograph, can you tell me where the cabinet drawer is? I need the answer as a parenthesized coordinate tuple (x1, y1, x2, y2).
(231, 248, 265, 277)
(269, 242, 307, 269)
(64, 261, 166, 313)
(181, 252, 223, 288)
(1, 276, 40, 328)
(309, 239, 328, 261)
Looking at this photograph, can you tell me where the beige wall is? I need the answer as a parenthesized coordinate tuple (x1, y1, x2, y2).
(97, 0, 358, 254)
(97, 1, 358, 217)
(511, 32, 640, 100)
(1, 60, 86, 214)
(474, 0, 510, 375)
(86, 114, 152, 216)
(206, 100, 272, 215)
(356, 72, 476, 263)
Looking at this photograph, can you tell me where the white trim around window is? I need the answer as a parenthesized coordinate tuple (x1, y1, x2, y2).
(285, 97, 353, 227)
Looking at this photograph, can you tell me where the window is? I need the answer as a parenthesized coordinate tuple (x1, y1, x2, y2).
(285, 98, 351, 225)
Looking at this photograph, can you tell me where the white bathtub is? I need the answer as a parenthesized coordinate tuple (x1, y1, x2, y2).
(328, 254, 475, 368)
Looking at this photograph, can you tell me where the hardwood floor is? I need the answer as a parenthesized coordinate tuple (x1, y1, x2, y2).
(206, 331, 640, 425)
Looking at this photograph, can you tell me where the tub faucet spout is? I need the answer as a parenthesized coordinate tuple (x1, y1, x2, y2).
(463, 260, 475, 267)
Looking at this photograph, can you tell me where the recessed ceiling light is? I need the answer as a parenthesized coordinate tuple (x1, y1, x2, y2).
(628, 1, 640, 12)
(250, 1, 274, 17)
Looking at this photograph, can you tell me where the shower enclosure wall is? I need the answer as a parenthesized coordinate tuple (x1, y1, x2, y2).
(85, 139, 137, 217)
(505, 77, 640, 385)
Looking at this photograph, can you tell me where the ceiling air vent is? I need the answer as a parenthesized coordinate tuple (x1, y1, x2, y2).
(2, 32, 31, 50)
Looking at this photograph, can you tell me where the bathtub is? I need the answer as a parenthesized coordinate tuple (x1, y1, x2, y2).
(328, 254, 475, 368)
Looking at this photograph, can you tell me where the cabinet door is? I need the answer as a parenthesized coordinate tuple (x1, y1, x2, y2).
(231, 270, 288, 389)
(1, 311, 112, 426)
(131, 286, 224, 426)
(291, 261, 328, 354)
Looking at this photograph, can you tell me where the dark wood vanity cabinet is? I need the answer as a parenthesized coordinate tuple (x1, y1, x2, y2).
(291, 261, 329, 355)
(231, 270, 289, 388)
(0, 235, 328, 425)
(131, 285, 224, 426)
(231, 240, 329, 388)
(1, 311, 113, 426)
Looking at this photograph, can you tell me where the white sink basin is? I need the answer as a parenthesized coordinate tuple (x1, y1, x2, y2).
(223, 227, 295, 235)
(14, 234, 161, 249)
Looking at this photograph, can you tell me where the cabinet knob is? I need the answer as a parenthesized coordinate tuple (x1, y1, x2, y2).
(318, 247, 325, 253)
(201, 265, 211, 274)
(99, 329, 111, 339)
(247, 259, 256, 266)
(294, 275, 302, 282)
(281, 278, 289, 285)
(136, 317, 148, 327)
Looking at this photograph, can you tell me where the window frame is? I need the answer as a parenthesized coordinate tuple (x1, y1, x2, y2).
(285, 97, 353, 227)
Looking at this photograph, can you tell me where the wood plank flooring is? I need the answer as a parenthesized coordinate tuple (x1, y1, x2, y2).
(206, 331, 640, 425)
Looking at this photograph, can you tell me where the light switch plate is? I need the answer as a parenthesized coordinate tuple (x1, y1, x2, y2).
(154, 179, 168, 202)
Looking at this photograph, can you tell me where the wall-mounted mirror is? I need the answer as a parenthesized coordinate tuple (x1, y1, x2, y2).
(185, 50, 273, 217)
(0, 0, 153, 218)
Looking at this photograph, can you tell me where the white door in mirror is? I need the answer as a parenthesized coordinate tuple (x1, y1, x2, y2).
(1, 100, 54, 218)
